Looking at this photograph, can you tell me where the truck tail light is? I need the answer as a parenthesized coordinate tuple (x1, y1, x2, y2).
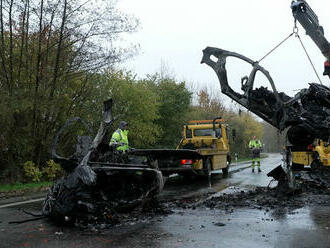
(180, 159, 193, 165)
(308, 144, 313, 150)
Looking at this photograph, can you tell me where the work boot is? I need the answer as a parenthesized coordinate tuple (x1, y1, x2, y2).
(258, 168, 261, 173)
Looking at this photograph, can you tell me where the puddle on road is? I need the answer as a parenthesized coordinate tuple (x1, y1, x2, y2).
(309, 206, 330, 229)
(132, 205, 330, 248)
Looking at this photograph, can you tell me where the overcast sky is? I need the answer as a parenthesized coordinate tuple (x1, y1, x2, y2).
(117, 0, 330, 99)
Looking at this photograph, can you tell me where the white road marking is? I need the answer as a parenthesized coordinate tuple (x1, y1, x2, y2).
(0, 198, 44, 209)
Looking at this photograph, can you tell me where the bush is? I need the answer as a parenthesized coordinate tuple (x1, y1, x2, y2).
(22, 161, 42, 182)
(42, 160, 64, 181)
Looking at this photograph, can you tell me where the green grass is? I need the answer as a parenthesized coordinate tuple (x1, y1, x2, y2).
(0, 181, 52, 192)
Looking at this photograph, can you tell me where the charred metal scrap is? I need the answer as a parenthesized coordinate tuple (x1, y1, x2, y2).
(42, 99, 164, 226)
(201, 47, 330, 145)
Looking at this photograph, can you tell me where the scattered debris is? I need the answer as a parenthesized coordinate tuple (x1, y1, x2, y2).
(267, 165, 301, 194)
(177, 169, 330, 213)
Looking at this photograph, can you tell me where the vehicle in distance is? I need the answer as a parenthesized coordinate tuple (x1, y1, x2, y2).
(159, 117, 232, 177)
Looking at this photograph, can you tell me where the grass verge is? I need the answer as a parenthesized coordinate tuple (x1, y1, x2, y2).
(0, 181, 52, 193)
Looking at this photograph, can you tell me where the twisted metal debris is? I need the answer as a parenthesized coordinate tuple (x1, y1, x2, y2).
(42, 99, 164, 226)
(201, 47, 330, 145)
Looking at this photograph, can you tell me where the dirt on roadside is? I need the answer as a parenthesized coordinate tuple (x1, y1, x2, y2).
(168, 170, 330, 215)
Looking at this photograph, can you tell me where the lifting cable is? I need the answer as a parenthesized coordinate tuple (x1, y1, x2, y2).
(257, 20, 323, 85)
(258, 32, 294, 63)
(295, 33, 323, 85)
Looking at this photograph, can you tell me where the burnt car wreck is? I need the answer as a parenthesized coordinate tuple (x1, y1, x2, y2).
(201, 47, 330, 146)
(42, 99, 164, 227)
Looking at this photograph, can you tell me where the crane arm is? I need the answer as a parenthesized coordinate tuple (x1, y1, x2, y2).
(291, 0, 330, 60)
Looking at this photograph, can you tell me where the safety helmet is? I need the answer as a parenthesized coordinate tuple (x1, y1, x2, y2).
(119, 121, 128, 129)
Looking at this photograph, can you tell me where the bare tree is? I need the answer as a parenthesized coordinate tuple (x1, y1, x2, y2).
(0, 0, 139, 180)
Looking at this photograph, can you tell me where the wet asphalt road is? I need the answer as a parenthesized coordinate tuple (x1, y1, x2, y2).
(1, 153, 330, 248)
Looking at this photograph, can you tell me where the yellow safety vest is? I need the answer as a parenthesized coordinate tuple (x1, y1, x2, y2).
(109, 129, 129, 151)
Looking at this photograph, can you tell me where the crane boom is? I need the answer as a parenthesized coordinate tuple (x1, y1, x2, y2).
(291, 0, 330, 60)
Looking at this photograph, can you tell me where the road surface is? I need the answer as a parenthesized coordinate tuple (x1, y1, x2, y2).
(1, 153, 330, 248)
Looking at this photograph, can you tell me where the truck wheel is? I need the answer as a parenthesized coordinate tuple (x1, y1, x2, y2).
(203, 158, 212, 176)
(226, 154, 232, 165)
(311, 160, 322, 171)
(222, 166, 229, 177)
(222, 154, 231, 177)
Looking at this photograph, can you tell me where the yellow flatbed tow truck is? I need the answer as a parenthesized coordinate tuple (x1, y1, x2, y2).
(156, 118, 232, 177)
(130, 118, 232, 178)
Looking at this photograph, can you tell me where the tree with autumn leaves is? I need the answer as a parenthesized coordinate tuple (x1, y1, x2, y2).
(0, 0, 266, 183)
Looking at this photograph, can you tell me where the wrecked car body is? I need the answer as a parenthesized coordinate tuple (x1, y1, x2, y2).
(42, 99, 164, 226)
(201, 47, 330, 146)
